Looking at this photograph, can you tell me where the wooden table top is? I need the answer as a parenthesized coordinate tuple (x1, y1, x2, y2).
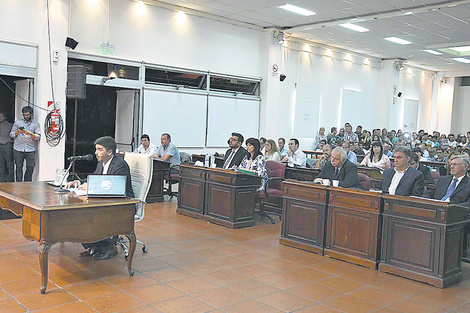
(0, 181, 139, 212)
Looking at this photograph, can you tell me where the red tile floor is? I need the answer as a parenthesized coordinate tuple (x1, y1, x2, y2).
(0, 200, 470, 313)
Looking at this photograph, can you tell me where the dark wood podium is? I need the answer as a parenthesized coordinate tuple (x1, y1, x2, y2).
(280, 180, 328, 254)
(380, 195, 470, 287)
(177, 164, 261, 229)
(325, 188, 382, 269)
(146, 159, 170, 203)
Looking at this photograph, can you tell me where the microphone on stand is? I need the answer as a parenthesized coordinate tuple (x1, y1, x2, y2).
(54, 154, 93, 193)
(67, 154, 93, 161)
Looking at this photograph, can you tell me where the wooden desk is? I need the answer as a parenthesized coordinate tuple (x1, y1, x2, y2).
(285, 167, 320, 182)
(357, 166, 382, 189)
(191, 154, 225, 168)
(0, 182, 139, 294)
(146, 159, 171, 203)
(303, 150, 323, 158)
(380, 195, 470, 287)
(177, 164, 261, 228)
(325, 188, 382, 269)
(280, 180, 328, 255)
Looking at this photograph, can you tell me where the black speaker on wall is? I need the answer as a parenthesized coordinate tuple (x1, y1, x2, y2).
(66, 65, 87, 99)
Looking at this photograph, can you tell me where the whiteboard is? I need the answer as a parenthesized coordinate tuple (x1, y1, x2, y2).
(293, 83, 321, 138)
(341, 89, 365, 129)
(207, 97, 259, 147)
(143, 89, 206, 147)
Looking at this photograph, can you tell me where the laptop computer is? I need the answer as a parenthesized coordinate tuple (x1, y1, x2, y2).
(87, 175, 127, 198)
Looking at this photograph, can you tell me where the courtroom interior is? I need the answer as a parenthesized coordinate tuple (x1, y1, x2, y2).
(2, 0, 470, 312)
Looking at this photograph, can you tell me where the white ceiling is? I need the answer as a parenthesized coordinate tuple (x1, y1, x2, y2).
(150, 0, 470, 73)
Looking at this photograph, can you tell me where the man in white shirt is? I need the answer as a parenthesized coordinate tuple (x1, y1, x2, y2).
(281, 138, 306, 167)
(379, 146, 424, 196)
(137, 134, 157, 156)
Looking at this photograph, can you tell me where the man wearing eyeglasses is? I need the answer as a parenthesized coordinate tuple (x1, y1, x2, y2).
(10, 106, 40, 182)
(428, 155, 470, 204)
(222, 132, 246, 169)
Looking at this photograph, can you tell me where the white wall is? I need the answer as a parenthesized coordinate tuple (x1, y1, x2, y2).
(451, 80, 470, 135)
(69, 0, 263, 77)
(0, 0, 38, 44)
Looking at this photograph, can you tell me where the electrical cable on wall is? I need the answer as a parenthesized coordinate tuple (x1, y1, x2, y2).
(44, 109, 64, 147)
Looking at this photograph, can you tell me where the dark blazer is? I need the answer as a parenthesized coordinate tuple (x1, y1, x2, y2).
(418, 163, 435, 193)
(223, 147, 247, 168)
(379, 167, 424, 196)
(317, 159, 361, 188)
(82, 155, 134, 198)
(428, 175, 470, 205)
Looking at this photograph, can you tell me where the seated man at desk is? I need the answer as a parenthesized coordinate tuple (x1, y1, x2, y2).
(278, 137, 288, 158)
(379, 146, 424, 196)
(281, 138, 306, 167)
(222, 132, 246, 169)
(66, 136, 134, 260)
(314, 147, 361, 188)
(426, 155, 470, 204)
(153, 133, 180, 174)
(137, 134, 157, 156)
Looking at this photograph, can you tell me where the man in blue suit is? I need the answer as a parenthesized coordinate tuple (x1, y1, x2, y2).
(379, 146, 424, 196)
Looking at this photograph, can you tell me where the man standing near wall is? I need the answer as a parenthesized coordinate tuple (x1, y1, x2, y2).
(10, 106, 40, 182)
(0, 112, 13, 182)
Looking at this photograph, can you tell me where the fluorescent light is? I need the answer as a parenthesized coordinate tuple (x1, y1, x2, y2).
(450, 46, 470, 52)
(339, 23, 369, 33)
(423, 49, 442, 55)
(453, 57, 470, 63)
(385, 37, 412, 45)
(279, 4, 316, 16)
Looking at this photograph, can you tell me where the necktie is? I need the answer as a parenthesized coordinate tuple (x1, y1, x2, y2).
(333, 167, 340, 179)
(223, 151, 234, 169)
(441, 178, 458, 201)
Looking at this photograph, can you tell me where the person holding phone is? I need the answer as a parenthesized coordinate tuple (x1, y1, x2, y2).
(10, 106, 41, 182)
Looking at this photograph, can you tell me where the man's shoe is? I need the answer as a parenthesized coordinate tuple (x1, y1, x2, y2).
(92, 246, 118, 261)
(79, 249, 93, 257)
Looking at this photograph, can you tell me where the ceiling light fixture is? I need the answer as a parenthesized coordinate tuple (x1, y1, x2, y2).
(339, 23, 369, 32)
(453, 57, 470, 64)
(423, 49, 442, 55)
(449, 46, 470, 52)
(385, 37, 412, 45)
(395, 61, 405, 71)
(279, 4, 316, 16)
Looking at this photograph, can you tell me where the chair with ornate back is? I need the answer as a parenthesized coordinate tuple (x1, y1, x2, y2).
(117, 152, 153, 258)
(358, 172, 372, 191)
(256, 160, 286, 224)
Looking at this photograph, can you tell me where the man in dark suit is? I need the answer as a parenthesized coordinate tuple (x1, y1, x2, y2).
(222, 132, 247, 169)
(379, 146, 424, 196)
(314, 147, 361, 188)
(427, 155, 470, 204)
(410, 153, 435, 195)
(66, 136, 134, 260)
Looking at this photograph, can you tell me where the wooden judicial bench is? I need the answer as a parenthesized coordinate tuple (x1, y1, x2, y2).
(177, 163, 261, 229)
(280, 180, 470, 288)
(285, 167, 320, 182)
(146, 158, 171, 203)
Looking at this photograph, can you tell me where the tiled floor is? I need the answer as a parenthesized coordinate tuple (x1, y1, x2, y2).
(1, 200, 470, 313)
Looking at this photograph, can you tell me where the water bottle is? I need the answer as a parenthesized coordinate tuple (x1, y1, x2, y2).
(210, 154, 216, 168)
(204, 153, 210, 167)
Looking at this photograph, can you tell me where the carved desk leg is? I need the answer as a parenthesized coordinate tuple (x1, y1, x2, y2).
(38, 242, 52, 294)
(125, 231, 136, 276)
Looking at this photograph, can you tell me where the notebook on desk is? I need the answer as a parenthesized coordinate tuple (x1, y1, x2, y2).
(87, 175, 126, 198)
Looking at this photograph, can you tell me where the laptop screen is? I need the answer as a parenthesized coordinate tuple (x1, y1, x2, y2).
(87, 175, 127, 198)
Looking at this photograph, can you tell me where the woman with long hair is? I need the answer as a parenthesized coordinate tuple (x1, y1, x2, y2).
(360, 141, 391, 172)
(265, 139, 281, 161)
(239, 138, 268, 190)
